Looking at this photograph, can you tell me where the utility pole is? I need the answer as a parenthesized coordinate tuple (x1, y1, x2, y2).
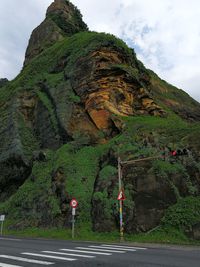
(118, 156, 124, 242)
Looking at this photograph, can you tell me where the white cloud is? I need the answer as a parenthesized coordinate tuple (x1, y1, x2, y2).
(0, 0, 200, 102)
(73, 0, 200, 101)
(0, 0, 52, 79)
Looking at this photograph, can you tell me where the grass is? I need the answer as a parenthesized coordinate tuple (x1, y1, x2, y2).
(36, 90, 58, 132)
(125, 227, 197, 245)
(2, 222, 200, 246)
(149, 69, 200, 113)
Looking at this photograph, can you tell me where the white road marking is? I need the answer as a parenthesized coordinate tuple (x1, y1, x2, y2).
(60, 249, 111, 255)
(0, 263, 22, 267)
(22, 253, 76, 261)
(90, 245, 136, 252)
(42, 251, 95, 258)
(76, 247, 125, 253)
(102, 244, 147, 250)
(0, 255, 54, 265)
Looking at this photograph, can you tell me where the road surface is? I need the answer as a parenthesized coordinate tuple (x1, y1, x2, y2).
(0, 236, 200, 266)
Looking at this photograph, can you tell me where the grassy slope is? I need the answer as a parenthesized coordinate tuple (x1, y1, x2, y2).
(149, 70, 200, 117)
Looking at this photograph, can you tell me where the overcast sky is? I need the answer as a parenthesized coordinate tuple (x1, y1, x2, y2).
(0, 0, 200, 102)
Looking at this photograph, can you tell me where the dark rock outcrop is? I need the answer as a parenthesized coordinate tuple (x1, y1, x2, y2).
(191, 223, 200, 240)
(0, 78, 8, 88)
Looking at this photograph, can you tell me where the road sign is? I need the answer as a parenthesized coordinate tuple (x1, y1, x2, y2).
(70, 198, 78, 208)
(0, 215, 5, 221)
(117, 190, 125, 200)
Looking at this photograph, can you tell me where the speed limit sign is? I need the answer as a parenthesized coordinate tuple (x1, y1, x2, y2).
(70, 198, 78, 208)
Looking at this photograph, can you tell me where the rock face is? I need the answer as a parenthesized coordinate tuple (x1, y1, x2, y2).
(191, 223, 200, 240)
(1, 0, 200, 235)
(0, 78, 8, 88)
(24, 0, 88, 66)
(71, 48, 165, 138)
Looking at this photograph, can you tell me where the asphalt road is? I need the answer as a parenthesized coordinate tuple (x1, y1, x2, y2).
(0, 236, 200, 267)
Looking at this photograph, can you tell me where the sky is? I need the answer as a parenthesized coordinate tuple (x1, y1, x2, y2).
(0, 0, 200, 102)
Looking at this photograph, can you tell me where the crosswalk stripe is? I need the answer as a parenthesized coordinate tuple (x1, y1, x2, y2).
(60, 249, 111, 256)
(42, 251, 95, 258)
(22, 253, 76, 261)
(76, 247, 125, 253)
(89, 246, 136, 252)
(0, 255, 54, 265)
(0, 263, 22, 267)
(102, 244, 147, 250)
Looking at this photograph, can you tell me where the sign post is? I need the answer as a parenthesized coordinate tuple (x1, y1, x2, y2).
(0, 215, 5, 236)
(70, 199, 78, 239)
(118, 157, 125, 242)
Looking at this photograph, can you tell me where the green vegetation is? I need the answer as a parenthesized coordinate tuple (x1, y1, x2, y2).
(2, 223, 200, 246)
(18, 114, 40, 159)
(0, 30, 136, 107)
(162, 197, 200, 230)
(125, 226, 192, 245)
(149, 69, 200, 115)
(1, 109, 200, 243)
(0, 14, 200, 246)
(36, 90, 58, 132)
(47, 0, 88, 34)
(0, 153, 58, 224)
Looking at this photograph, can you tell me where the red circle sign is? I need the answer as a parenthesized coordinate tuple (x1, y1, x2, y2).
(70, 198, 78, 208)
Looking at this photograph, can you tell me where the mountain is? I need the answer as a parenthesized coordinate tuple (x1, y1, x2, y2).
(0, 0, 200, 240)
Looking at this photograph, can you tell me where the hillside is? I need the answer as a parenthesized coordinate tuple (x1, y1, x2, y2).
(0, 0, 200, 241)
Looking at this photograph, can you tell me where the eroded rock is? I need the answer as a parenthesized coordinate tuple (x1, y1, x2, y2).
(24, 0, 88, 66)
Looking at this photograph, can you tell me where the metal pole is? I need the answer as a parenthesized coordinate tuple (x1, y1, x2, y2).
(0, 221, 3, 236)
(118, 157, 124, 242)
(72, 208, 75, 239)
(72, 216, 75, 239)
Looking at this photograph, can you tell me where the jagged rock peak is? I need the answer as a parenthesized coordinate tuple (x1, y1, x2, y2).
(46, 0, 88, 34)
(24, 0, 88, 66)
(0, 78, 8, 88)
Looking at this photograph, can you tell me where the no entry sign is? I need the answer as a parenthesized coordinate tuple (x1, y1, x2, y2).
(70, 198, 78, 208)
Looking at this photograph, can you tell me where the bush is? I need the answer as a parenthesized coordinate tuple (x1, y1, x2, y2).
(162, 196, 200, 230)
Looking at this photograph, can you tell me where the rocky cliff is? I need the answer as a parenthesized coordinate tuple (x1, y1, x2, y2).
(24, 0, 88, 66)
(0, 0, 200, 238)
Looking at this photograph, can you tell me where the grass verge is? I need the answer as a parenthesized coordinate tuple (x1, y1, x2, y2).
(2, 222, 200, 246)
